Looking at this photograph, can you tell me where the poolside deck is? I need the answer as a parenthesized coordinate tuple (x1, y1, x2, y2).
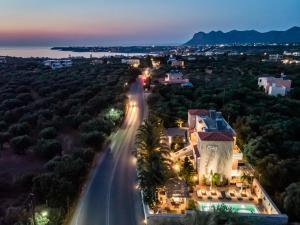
(157, 184, 269, 214)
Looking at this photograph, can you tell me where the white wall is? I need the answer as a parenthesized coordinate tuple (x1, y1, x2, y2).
(252, 179, 281, 215)
(268, 85, 286, 96)
(197, 139, 233, 180)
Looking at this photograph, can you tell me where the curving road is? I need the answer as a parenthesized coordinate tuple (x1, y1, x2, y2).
(70, 79, 146, 225)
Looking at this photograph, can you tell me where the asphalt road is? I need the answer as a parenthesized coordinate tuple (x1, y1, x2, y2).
(70, 79, 146, 225)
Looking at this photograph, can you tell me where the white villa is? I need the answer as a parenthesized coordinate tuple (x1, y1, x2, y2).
(43, 59, 72, 70)
(145, 109, 288, 225)
(121, 58, 140, 67)
(171, 60, 185, 68)
(162, 70, 190, 85)
(268, 54, 282, 62)
(187, 109, 243, 181)
(258, 74, 292, 96)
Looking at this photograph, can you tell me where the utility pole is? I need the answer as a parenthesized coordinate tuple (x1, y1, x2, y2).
(29, 193, 37, 225)
(222, 88, 226, 106)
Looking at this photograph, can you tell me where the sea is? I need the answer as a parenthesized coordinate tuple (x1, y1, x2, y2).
(0, 46, 147, 58)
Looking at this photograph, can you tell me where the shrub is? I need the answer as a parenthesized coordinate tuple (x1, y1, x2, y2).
(187, 199, 196, 210)
(8, 122, 30, 136)
(73, 148, 96, 163)
(10, 135, 32, 154)
(14, 173, 35, 191)
(39, 127, 57, 139)
(80, 131, 105, 149)
(35, 139, 62, 159)
(0, 132, 10, 152)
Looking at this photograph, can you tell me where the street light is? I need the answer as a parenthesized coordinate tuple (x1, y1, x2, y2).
(173, 163, 180, 172)
(193, 175, 198, 182)
(41, 211, 48, 217)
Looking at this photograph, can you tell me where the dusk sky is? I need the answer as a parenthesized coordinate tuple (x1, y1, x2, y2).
(0, 0, 300, 46)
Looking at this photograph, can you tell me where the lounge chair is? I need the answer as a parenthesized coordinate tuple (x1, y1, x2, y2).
(211, 190, 217, 196)
(236, 192, 243, 201)
(196, 190, 203, 199)
(217, 191, 224, 200)
(230, 191, 236, 197)
(225, 191, 232, 200)
(221, 191, 227, 200)
(207, 192, 212, 200)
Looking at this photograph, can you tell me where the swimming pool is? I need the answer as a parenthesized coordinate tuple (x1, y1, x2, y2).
(198, 202, 259, 214)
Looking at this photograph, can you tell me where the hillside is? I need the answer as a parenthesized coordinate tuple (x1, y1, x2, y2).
(185, 26, 300, 45)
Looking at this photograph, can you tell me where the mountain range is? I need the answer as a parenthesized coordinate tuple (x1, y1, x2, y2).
(185, 26, 300, 45)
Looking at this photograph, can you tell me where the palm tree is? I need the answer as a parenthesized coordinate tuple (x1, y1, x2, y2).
(241, 173, 252, 186)
(136, 115, 172, 208)
(175, 118, 184, 128)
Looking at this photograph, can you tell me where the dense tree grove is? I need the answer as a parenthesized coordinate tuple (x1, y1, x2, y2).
(148, 55, 300, 221)
(0, 57, 138, 224)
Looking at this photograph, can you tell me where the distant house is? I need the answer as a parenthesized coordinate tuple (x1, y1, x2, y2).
(167, 56, 185, 68)
(205, 67, 213, 74)
(268, 54, 283, 62)
(164, 70, 188, 83)
(258, 74, 292, 96)
(204, 51, 214, 56)
(91, 59, 104, 65)
(171, 60, 185, 68)
(160, 70, 192, 87)
(187, 56, 196, 61)
(121, 58, 140, 67)
(283, 51, 300, 56)
(0, 57, 7, 63)
(165, 70, 184, 82)
(43, 59, 72, 70)
(151, 59, 160, 68)
(228, 51, 239, 56)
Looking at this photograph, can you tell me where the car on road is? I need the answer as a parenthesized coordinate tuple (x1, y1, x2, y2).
(130, 101, 136, 107)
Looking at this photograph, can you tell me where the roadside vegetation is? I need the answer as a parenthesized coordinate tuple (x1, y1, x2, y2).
(148, 54, 300, 222)
(135, 115, 172, 208)
(0, 57, 139, 225)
